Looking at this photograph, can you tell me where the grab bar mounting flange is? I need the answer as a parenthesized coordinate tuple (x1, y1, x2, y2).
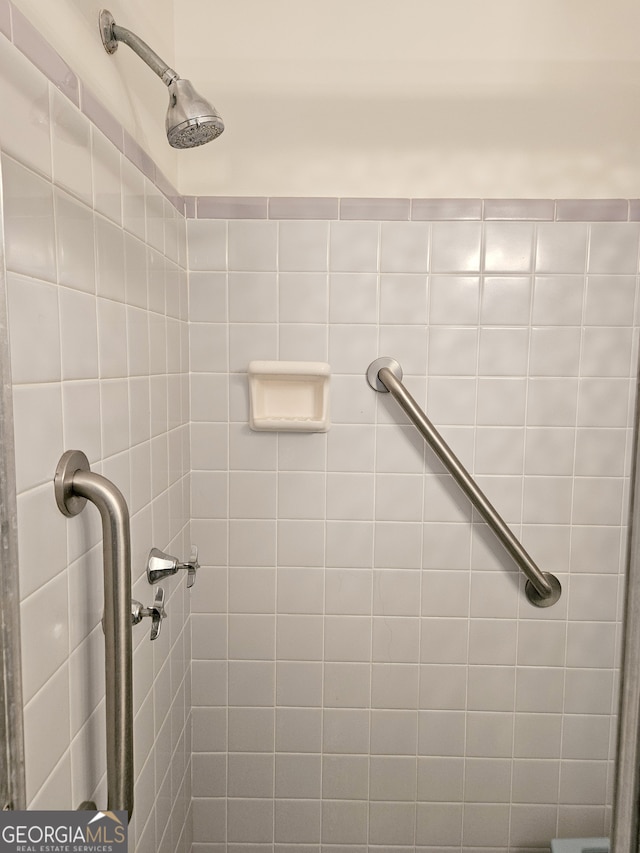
(367, 356, 402, 392)
(54, 449, 90, 517)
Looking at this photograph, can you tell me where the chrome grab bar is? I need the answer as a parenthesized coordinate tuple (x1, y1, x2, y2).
(367, 358, 562, 608)
(54, 450, 134, 820)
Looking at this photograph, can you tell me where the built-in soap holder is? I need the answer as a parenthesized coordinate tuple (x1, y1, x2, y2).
(248, 361, 330, 432)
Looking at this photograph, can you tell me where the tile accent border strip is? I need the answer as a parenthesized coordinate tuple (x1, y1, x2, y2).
(189, 196, 640, 222)
(2, 0, 640, 224)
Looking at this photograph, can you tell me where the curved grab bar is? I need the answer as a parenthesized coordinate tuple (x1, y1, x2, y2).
(367, 358, 562, 608)
(54, 450, 134, 820)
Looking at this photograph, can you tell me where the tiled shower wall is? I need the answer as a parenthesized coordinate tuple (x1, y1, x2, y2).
(187, 205, 640, 851)
(0, 20, 193, 853)
(2, 2, 640, 852)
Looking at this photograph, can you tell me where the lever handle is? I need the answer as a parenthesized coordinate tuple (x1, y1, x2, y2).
(180, 545, 199, 588)
(131, 586, 167, 640)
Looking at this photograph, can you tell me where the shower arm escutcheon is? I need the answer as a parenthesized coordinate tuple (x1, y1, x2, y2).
(54, 450, 134, 821)
(367, 358, 562, 608)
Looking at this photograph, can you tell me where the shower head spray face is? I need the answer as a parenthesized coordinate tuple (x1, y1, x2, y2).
(166, 78, 225, 149)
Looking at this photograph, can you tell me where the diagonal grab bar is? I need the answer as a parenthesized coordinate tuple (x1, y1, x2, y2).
(54, 450, 134, 820)
(367, 358, 561, 608)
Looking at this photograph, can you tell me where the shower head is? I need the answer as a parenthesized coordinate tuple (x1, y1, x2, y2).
(166, 78, 224, 149)
(99, 9, 224, 149)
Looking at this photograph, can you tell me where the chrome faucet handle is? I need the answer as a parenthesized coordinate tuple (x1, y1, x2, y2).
(178, 545, 199, 588)
(146, 548, 178, 583)
(131, 587, 167, 640)
(146, 545, 199, 588)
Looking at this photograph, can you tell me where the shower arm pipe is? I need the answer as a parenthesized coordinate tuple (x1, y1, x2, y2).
(54, 451, 134, 821)
(367, 358, 561, 608)
(101, 12, 178, 86)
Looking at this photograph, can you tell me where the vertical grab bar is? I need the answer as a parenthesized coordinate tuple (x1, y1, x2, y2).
(54, 450, 134, 821)
(367, 358, 562, 608)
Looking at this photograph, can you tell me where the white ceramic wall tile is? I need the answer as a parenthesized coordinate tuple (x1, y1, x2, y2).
(379, 273, 428, 325)
(62, 381, 102, 463)
(329, 220, 379, 272)
(95, 214, 125, 301)
(229, 323, 277, 372)
(533, 274, 585, 325)
(484, 221, 535, 273)
(482, 275, 532, 325)
(578, 377, 631, 427)
(329, 273, 378, 323)
(536, 223, 589, 273)
(147, 246, 166, 315)
(189, 272, 227, 323)
(527, 378, 579, 426)
(228, 272, 277, 322)
(54, 190, 96, 293)
(475, 426, 525, 474)
(3, 155, 56, 281)
(585, 275, 637, 326)
(475, 377, 527, 427)
(430, 222, 482, 273)
(12, 383, 63, 492)
(588, 223, 640, 275)
(190, 323, 228, 373)
(279, 272, 328, 323)
(20, 571, 69, 702)
(478, 327, 529, 376)
(380, 221, 430, 273)
(7, 272, 61, 383)
(379, 325, 429, 375)
(582, 327, 633, 377)
(23, 664, 70, 802)
(124, 232, 148, 309)
(228, 220, 277, 272)
(530, 327, 582, 376)
(278, 220, 329, 271)
(97, 297, 128, 377)
(187, 219, 227, 270)
(59, 289, 99, 379)
(279, 323, 328, 361)
(430, 274, 480, 324)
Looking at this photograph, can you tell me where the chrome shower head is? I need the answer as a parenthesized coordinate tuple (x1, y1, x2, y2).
(166, 79, 224, 149)
(99, 9, 224, 149)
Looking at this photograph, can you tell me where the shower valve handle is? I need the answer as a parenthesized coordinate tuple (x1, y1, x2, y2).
(182, 545, 199, 588)
(147, 546, 199, 588)
(131, 587, 167, 641)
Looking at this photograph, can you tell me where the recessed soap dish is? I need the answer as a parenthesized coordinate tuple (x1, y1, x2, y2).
(248, 361, 330, 432)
